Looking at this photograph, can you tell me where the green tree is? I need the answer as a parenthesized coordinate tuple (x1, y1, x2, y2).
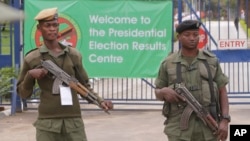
(0, 67, 16, 97)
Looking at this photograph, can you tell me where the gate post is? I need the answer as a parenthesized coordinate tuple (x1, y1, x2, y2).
(11, 79, 18, 115)
(177, 0, 183, 50)
(177, 0, 183, 23)
(12, 0, 22, 113)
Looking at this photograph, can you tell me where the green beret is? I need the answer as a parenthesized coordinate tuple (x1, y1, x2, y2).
(34, 7, 58, 22)
(176, 20, 201, 33)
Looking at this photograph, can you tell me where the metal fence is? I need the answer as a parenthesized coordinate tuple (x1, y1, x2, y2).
(2, 0, 250, 114)
(221, 62, 250, 104)
(22, 78, 162, 111)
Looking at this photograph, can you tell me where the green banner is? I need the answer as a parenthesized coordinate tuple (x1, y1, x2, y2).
(24, 0, 173, 78)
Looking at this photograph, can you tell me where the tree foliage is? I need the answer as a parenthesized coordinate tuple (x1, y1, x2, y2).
(0, 67, 17, 97)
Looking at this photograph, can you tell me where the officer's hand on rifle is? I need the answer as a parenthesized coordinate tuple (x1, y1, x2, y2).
(100, 100, 113, 111)
(28, 68, 48, 79)
(158, 87, 185, 103)
(217, 119, 229, 141)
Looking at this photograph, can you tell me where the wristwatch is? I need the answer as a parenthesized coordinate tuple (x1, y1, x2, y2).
(222, 115, 231, 122)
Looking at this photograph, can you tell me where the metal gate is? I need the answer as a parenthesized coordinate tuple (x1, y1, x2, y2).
(9, 0, 250, 113)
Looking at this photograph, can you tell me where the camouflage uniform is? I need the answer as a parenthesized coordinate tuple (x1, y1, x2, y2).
(155, 50, 229, 141)
(17, 43, 103, 141)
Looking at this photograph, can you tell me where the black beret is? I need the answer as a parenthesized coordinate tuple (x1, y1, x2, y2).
(176, 20, 201, 33)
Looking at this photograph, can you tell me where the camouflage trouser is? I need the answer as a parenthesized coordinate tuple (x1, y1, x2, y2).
(34, 118, 87, 141)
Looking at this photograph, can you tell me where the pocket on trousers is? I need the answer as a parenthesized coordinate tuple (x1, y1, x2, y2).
(64, 118, 84, 133)
(33, 119, 52, 131)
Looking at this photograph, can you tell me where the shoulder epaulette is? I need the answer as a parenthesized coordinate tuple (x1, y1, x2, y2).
(203, 50, 216, 57)
(25, 48, 39, 56)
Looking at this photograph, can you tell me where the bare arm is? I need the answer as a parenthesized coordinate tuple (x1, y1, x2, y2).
(217, 86, 230, 141)
(219, 86, 229, 118)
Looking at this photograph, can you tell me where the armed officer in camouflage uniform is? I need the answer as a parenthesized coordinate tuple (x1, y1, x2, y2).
(17, 7, 113, 141)
(154, 20, 230, 141)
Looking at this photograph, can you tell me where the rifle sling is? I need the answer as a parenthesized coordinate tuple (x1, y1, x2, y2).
(176, 62, 182, 83)
(202, 60, 220, 121)
(202, 60, 215, 105)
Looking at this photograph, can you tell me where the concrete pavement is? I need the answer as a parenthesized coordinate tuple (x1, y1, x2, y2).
(0, 105, 250, 141)
(0, 108, 166, 141)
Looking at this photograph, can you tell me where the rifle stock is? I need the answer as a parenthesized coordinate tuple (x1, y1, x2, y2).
(41, 60, 109, 114)
(175, 84, 218, 133)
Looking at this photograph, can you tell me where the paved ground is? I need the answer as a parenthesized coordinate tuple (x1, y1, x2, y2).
(0, 105, 250, 141)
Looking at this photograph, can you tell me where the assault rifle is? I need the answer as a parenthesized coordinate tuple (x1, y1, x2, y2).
(175, 83, 218, 133)
(41, 60, 110, 114)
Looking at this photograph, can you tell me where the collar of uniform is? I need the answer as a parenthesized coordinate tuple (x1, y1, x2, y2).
(172, 50, 207, 62)
(196, 50, 207, 60)
(171, 50, 207, 67)
(39, 42, 69, 53)
(172, 50, 183, 63)
(170, 51, 190, 67)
